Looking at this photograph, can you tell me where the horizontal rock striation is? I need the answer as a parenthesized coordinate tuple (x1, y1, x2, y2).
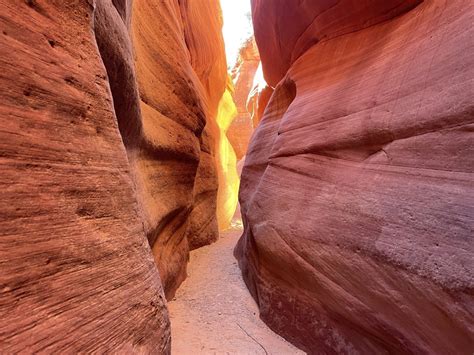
(0, 0, 169, 352)
(130, 0, 227, 298)
(0, 0, 233, 351)
(237, 0, 474, 353)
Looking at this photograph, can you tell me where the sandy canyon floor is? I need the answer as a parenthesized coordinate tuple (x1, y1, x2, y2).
(168, 221, 304, 354)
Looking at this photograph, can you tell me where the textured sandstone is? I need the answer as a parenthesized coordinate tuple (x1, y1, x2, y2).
(0, 0, 169, 352)
(227, 37, 260, 160)
(237, 0, 474, 353)
(246, 63, 273, 128)
(130, 0, 236, 267)
(180, 0, 227, 250)
(131, 0, 226, 297)
(253, 0, 423, 87)
(0, 0, 235, 351)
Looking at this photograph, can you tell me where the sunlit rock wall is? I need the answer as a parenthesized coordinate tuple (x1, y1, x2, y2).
(227, 37, 260, 160)
(0, 0, 170, 352)
(216, 78, 240, 230)
(131, 0, 234, 296)
(0, 0, 238, 350)
(246, 63, 273, 128)
(237, 0, 474, 353)
(180, 0, 228, 250)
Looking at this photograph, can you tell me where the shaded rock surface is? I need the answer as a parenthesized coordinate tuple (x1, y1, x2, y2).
(237, 0, 474, 353)
(0, 0, 235, 351)
(0, 0, 169, 352)
(180, 0, 227, 252)
(131, 0, 231, 298)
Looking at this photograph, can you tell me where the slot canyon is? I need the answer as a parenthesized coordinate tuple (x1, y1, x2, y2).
(0, 0, 472, 353)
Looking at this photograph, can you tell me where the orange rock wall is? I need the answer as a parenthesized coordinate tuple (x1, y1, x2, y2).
(179, 0, 239, 241)
(246, 63, 273, 128)
(237, 0, 474, 353)
(131, 0, 229, 297)
(228, 38, 260, 160)
(0, 0, 170, 352)
(252, 0, 422, 87)
(216, 78, 240, 230)
(0, 0, 233, 351)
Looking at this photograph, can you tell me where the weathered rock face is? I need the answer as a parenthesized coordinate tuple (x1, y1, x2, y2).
(180, 0, 228, 250)
(130, 0, 229, 297)
(0, 0, 169, 352)
(228, 38, 260, 160)
(246, 63, 273, 128)
(0, 0, 232, 351)
(237, 0, 474, 353)
(252, 0, 424, 87)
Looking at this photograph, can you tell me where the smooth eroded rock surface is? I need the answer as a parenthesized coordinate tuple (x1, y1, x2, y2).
(129, 0, 231, 297)
(0, 0, 170, 352)
(228, 37, 260, 160)
(237, 0, 474, 353)
(252, 0, 423, 87)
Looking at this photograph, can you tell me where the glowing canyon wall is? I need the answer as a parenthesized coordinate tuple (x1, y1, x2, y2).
(0, 0, 234, 351)
(129, 0, 230, 296)
(216, 78, 240, 230)
(227, 37, 260, 160)
(236, 0, 474, 353)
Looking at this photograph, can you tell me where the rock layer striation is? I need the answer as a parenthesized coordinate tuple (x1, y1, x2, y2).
(237, 0, 474, 353)
(0, 0, 170, 352)
(130, 0, 229, 297)
(0, 0, 233, 351)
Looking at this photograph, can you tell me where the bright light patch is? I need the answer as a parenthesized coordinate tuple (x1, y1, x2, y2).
(220, 0, 253, 68)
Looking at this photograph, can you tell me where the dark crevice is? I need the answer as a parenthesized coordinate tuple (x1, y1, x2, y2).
(92, 1, 143, 149)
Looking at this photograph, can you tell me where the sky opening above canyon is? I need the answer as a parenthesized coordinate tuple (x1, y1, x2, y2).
(220, 0, 253, 68)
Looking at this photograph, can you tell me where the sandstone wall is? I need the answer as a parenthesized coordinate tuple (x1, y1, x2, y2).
(180, 0, 229, 249)
(0, 0, 169, 352)
(246, 63, 273, 129)
(131, 0, 229, 297)
(216, 78, 240, 230)
(228, 38, 260, 160)
(0, 0, 233, 351)
(237, 0, 474, 353)
(131, 0, 236, 261)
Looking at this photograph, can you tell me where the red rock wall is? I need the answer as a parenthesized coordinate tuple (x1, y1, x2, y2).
(228, 38, 260, 160)
(179, 0, 230, 249)
(253, 0, 422, 87)
(237, 0, 474, 353)
(0, 0, 231, 350)
(131, 0, 228, 297)
(246, 63, 273, 128)
(0, 0, 170, 352)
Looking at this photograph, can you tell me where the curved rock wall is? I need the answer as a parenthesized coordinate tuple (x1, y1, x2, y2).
(252, 0, 423, 87)
(216, 77, 240, 230)
(131, 0, 225, 297)
(0, 0, 170, 352)
(180, 0, 230, 248)
(0, 0, 233, 351)
(131, 0, 236, 260)
(228, 37, 260, 160)
(237, 0, 474, 353)
(246, 63, 273, 128)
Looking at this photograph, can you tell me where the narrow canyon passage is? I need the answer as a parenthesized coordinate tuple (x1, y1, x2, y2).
(168, 210, 303, 354)
(0, 0, 472, 353)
